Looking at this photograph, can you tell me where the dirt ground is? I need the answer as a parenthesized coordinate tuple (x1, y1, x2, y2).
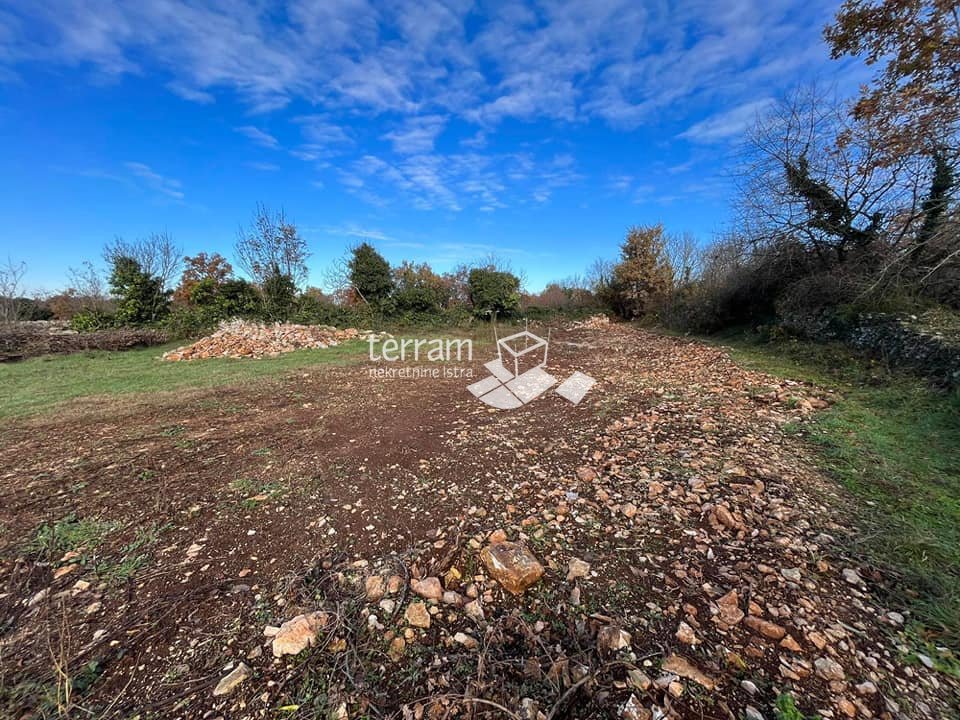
(1, 324, 956, 719)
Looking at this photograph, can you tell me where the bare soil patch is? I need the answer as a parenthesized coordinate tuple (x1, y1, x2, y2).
(0, 324, 955, 719)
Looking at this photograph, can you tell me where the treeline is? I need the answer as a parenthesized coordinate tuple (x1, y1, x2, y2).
(5, 1, 957, 341)
(596, 1, 960, 334)
(4, 204, 604, 336)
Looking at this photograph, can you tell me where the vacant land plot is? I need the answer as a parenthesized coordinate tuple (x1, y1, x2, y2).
(1, 324, 957, 719)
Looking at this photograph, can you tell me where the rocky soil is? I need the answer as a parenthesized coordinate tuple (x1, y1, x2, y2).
(0, 324, 956, 719)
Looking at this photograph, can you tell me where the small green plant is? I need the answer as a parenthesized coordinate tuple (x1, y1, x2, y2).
(28, 515, 114, 561)
(97, 522, 169, 585)
(230, 478, 286, 509)
(774, 693, 820, 720)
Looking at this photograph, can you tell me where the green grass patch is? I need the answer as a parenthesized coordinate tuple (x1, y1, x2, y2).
(775, 693, 821, 720)
(96, 521, 170, 586)
(0, 340, 368, 418)
(231, 477, 287, 509)
(703, 330, 960, 652)
(27, 514, 115, 562)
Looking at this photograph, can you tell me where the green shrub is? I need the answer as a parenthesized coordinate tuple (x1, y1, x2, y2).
(262, 268, 297, 321)
(108, 256, 171, 325)
(69, 309, 115, 332)
(163, 306, 220, 339)
(467, 267, 521, 318)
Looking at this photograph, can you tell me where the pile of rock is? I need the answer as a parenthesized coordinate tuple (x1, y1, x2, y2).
(162, 320, 386, 361)
(569, 314, 610, 330)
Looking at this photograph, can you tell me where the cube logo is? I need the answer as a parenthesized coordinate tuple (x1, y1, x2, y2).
(466, 328, 596, 409)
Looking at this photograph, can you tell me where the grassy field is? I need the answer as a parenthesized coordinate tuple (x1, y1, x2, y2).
(0, 340, 368, 418)
(707, 330, 960, 656)
(0, 329, 499, 419)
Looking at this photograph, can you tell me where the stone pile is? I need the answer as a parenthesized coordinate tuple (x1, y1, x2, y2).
(161, 319, 386, 360)
(569, 314, 611, 330)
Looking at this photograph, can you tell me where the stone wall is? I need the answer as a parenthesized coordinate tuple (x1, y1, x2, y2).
(780, 310, 960, 387)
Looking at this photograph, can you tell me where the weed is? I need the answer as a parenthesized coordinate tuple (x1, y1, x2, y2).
(27, 515, 114, 562)
(97, 522, 170, 585)
(774, 692, 821, 720)
(231, 478, 286, 509)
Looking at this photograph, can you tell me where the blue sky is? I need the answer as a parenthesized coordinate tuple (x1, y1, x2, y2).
(0, 0, 866, 293)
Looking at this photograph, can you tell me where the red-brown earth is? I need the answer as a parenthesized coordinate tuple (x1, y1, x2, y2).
(1, 324, 956, 719)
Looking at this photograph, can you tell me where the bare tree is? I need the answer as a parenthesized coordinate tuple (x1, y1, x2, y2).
(474, 252, 528, 292)
(103, 232, 183, 291)
(234, 204, 309, 287)
(66, 261, 109, 313)
(102, 232, 181, 321)
(323, 244, 357, 301)
(736, 85, 921, 267)
(0, 257, 27, 323)
(664, 231, 702, 287)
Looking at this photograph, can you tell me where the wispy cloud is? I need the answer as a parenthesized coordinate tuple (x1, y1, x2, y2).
(245, 161, 279, 171)
(0, 0, 847, 131)
(235, 125, 280, 149)
(382, 115, 447, 154)
(124, 162, 184, 200)
(678, 98, 774, 143)
(323, 223, 393, 242)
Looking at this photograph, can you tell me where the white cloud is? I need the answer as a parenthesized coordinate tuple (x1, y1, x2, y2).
(323, 223, 393, 242)
(124, 161, 184, 200)
(382, 115, 447, 154)
(1, 0, 845, 131)
(678, 98, 774, 143)
(4, 0, 854, 213)
(461, 130, 487, 149)
(235, 125, 280, 149)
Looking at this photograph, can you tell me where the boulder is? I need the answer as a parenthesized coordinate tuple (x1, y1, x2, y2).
(213, 662, 251, 696)
(661, 654, 717, 690)
(272, 611, 329, 657)
(480, 542, 544, 595)
(405, 601, 431, 628)
(411, 577, 443, 601)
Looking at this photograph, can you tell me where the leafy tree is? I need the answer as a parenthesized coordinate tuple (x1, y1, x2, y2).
(261, 265, 297, 321)
(174, 252, 233, 304)
(235, 204, 309, 287)
(348, 243, 394, 306)
(108, 256, 170, 325)
(392, 261, 450, 313)
(467, 267, 521, 317)
(610, 225, 673, 318)
(825, 0, 960, 162)
(103, 233, 181, 315)
(215, 279, 261, 317)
